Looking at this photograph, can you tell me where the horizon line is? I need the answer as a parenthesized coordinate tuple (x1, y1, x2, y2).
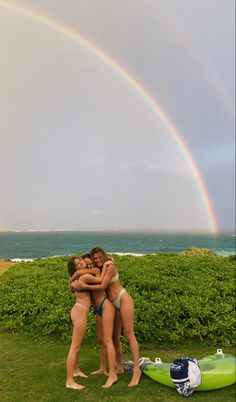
(0, 228, 234, 234)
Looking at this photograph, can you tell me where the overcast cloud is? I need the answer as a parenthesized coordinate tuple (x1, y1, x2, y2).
(0, 0, 235, 232)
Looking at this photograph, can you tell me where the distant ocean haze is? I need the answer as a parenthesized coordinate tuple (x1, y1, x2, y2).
(0, 231, 235, 260)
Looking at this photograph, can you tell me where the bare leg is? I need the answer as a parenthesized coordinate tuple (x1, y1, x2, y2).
(120, 293, 141, 387)
(113, 310, 124, 373)
(66, 305, 87, 389)
(101, 301, 117, 388)
(73, 365, 88, 378)
(91, 315, 108, 375)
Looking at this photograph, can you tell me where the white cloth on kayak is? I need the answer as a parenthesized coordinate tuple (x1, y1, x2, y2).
(170, 357, 201, 397)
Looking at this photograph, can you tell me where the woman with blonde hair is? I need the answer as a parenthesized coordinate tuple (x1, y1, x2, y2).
(76, 247, 141, 387)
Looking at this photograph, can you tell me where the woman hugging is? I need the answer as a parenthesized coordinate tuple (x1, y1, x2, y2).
(66, 247, 141, 390)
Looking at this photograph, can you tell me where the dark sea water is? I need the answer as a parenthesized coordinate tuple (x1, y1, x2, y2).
(0, 231, 235, 260)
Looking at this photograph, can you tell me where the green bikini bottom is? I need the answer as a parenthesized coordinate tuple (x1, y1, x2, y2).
(94, 296, 107, 317)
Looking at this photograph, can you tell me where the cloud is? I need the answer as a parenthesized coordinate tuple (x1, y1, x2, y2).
(0, 0, 234, 231)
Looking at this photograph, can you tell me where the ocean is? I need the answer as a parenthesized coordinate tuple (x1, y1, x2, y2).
(0, 231, 235, 260)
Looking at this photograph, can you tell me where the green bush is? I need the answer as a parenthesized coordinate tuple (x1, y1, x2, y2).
(0, 254, 235, 346)
(181, 246, 216, 256)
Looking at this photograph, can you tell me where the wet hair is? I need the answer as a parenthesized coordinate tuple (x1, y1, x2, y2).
(89, 247, 109, 261)
(67, 256, 79, 277)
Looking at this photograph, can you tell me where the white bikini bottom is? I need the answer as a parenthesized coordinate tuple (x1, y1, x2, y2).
(112, 288, 126, 310)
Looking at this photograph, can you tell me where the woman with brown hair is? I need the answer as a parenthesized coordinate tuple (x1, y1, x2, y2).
(66, 256, 91, 390)
(68, 255, 117, 388)
(81, 254, 108, 376)
(76, 247, 141, 387)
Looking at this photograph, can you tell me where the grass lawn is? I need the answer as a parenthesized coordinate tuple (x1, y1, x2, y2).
(0, 333, 235, 402)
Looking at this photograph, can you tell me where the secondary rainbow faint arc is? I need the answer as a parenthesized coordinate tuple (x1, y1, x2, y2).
(0, 1, 218, 233)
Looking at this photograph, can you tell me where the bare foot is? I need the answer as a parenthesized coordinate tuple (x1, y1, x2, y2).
(128, 368, 142, 387)
(73, 370, 88, 378)
(90, 368, 108, 376)
(66, 381, 85, 390)
(102, 374, 118, 388)
(116, 367, 124, 374)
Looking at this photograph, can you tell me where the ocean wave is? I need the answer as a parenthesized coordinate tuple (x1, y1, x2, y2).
(8, 250, 235, 261)
(10, 254, 68, 262)
(110, 252, 152, 257)
(10, 258, 35, 262)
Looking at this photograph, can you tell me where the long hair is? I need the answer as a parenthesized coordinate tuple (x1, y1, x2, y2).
(67, 256, 78, 277)
(89, 247, 109, 261)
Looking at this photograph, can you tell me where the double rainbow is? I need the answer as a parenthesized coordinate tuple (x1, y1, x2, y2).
(0, 1, 218, 233)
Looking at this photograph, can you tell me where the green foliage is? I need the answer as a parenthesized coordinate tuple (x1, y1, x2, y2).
(0, 254, 235, 346)
(181, 246, 216, 256)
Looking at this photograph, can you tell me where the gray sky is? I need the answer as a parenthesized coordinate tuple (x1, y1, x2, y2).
(0, 0, 235, 232)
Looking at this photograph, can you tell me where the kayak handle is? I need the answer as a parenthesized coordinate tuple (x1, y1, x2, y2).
(155, 358, 162, 364)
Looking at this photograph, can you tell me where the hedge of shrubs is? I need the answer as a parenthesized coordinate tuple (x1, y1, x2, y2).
(0, 254, 235, 346)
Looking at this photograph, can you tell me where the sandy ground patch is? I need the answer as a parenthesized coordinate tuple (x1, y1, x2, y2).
(0, 260, 15, 275)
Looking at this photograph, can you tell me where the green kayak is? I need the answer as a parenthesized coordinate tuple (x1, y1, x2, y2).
(142, 349, 236, 391)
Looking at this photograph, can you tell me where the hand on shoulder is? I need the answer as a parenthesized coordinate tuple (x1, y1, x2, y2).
(104, 259, 115, 268)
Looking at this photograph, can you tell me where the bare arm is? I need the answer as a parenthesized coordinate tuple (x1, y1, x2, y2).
(76, 263, 116, 291)
(69, 267, 100, 282)
(100, 260, 114, 280)
(70, 274, 102, 291)
(69, 283, 75, 293)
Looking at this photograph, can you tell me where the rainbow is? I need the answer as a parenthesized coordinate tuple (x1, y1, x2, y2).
(0, 1, 218, 233)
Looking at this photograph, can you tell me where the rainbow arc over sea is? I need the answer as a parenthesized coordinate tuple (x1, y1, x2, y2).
(0, 1, 218, 233)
